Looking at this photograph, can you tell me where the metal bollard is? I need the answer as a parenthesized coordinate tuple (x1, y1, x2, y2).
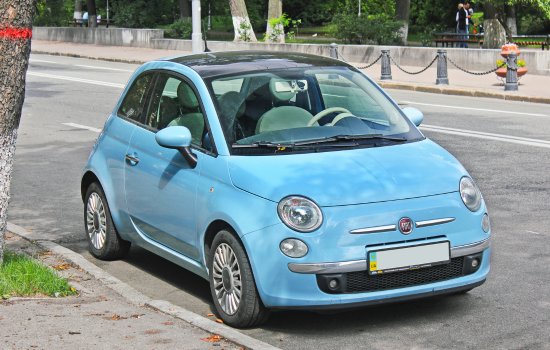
(329, 43, 338, 59)
(380, 50, 392, 80)
(505, 51, 518, 91)
(436, 49, 449, 85)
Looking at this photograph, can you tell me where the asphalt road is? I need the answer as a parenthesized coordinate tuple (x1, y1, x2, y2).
(9, 54, 550, 349)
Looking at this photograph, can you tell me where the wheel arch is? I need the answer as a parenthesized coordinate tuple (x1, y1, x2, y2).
(81, 171, 100, 202)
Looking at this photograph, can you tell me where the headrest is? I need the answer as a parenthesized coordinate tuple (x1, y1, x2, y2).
(217, 91, 246, 119)
(269, 78, 296, 102)
(177, 82, 200, 109)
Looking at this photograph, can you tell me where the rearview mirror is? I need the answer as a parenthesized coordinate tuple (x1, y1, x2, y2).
(155, 126, 197, 168)
(402, 107, 424, 126)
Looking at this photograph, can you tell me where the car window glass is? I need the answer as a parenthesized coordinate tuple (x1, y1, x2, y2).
(211, 78, 244, 97)
(146, 74, 206, 147)
(118, 74, 153, 122)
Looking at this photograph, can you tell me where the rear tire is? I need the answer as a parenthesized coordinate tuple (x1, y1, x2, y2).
(84, 182, 130, 260)
(209, 230, 270, 328)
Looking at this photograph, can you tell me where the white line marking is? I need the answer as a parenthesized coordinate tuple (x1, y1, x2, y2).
(63, 123, 102, 133)
(402, 101, 547, 117)
(28, 71, 125, 88)
(526, 230, 540, 235)
(30, 58, 135, 72)
(420, 124, 550, 148)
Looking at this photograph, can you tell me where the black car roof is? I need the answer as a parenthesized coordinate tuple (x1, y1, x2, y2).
(167, 51, 351, 78)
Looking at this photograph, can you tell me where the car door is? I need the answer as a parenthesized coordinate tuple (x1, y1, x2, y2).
(124, 72, 212, 261)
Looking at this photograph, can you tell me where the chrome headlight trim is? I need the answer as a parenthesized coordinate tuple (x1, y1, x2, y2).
(460, 177, 482, 212)
(277, 196, 323, 233)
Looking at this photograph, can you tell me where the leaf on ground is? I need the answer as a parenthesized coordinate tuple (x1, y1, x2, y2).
(27, 230, 33, 232)
(43, 252, 52, 255)
(5, 235, 12, 239)
(145, 330, 160, 334)
(201, 335, 223, 342)
(53, 264, 71, 270)
(162, 322, 173, 325)
(215, 319, 223, 323)
(68, 331, 81, 335)
(87, 313, 105, 316)
(131, 314, 145, 318)
(206, 313, 214, 317)
(169, 308, 175, 311)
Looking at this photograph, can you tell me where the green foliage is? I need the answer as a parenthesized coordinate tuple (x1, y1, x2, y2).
(331, 13, 404, 45)
(34, 0, 74, 27)
(419, 24, 445, 47)
(111, 0, 173, 28)
(0, 252, 76, 298)
(287, 19, 302, 40)
(409, 0, 456, 31)
(264, 13, 290, 43)
(169, 18, 192, 39)
(238, 20, 253, 42)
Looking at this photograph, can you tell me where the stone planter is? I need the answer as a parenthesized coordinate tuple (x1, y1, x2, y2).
(500, 48, 521, 58)
(495, 66, 528, 78)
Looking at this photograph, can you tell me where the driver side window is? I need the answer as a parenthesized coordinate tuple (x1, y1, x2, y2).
(146, 74, 206, 147)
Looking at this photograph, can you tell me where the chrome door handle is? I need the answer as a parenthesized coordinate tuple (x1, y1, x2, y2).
(125, 154, 139, 164)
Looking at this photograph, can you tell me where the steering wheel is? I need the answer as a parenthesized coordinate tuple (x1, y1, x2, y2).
(307, 107, 351, 127)
(325, 113, 362, 126)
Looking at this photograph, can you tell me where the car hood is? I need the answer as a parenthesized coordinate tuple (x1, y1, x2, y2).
(228, 139, 468, 207)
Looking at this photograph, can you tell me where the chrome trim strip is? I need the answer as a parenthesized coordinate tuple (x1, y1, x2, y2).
(350, 225, 396, 234)
(288, 260, 367, 274)
(415, 217, 456, 228)
(450, 236, 491, 258)
(288, 237, 491, 274)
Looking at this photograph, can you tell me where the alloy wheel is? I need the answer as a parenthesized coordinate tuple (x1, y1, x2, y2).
(212, 243, 242, 315)
(86, 192, 107, 250)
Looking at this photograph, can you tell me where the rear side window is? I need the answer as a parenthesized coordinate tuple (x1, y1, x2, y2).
(118, 74, 153, 122)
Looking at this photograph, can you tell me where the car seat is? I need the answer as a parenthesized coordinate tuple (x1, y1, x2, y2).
(255, 78, 317, 134)
(167, 82, 205, 145)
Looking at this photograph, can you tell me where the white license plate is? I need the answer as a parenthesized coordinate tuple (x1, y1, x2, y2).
(368, 241, 450, 275)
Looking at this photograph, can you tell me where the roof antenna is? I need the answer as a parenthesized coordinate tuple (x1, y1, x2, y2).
(202, 20, 211, 52)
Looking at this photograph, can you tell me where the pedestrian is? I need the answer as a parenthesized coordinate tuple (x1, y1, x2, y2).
(457, 3, 468, 48)
(464, 2, 474, 37)
(83, 11, 88, 27)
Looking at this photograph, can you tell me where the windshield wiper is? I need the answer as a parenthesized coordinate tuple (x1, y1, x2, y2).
(232, 141, 295, 149)
(294, 134, 407, 146)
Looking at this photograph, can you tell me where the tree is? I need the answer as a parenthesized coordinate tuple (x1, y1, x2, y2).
(86, 0, 97, 27)
(265, 0, 283, 43)
(0, 0, 38, 266)
(179, 0, 191, 19)
(506, 4, 517, 35)
(228, 0, 257, 42)
(74, 0, 84, 21)
(395, 0, 410, 44)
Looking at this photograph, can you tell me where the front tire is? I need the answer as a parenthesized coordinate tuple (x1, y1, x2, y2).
(209, 230, 270, 328)
(84, 182, 130, 260)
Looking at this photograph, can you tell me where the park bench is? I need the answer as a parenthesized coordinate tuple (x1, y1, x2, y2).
(434, 32, 549, 50)
(66, 18, 115, 28)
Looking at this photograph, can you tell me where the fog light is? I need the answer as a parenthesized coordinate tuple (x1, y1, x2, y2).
(280, 238, 308, 258)
(329, 279, 339, 289)
(472, 258, 480, 268)
(481, 213, 490, 233)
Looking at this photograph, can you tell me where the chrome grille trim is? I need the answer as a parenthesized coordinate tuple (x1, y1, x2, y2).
(416, 217, 456, 228)
(349, 225, 396, 234)
(288, 237, 491, 274)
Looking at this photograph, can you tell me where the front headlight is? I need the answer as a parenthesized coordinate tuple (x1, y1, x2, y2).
(277, 196, 323, 232)
(460, 177, 482, 212)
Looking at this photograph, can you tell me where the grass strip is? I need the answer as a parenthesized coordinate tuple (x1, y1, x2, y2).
(0, 251, 77, 298)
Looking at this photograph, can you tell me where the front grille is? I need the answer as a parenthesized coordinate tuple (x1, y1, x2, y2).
(345, 257, 465, 293)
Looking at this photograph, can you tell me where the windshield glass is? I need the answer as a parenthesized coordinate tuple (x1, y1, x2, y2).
(205, 67, 423, 154)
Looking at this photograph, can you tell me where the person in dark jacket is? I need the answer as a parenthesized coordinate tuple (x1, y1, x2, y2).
(457, 4, 468, 48)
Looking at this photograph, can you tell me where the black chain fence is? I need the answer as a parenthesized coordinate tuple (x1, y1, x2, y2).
(336, 48, 383, 69)
(389, 54, 439, 75)
(445, 56, 510, 75)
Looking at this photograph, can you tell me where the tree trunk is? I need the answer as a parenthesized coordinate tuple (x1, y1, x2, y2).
(394, 0, 410, 44)
(74, 1, 84, 20)
(179, 0, 191, 19)
(265, 0, 283, 43)
(228, 0, 257, 42)
(505, 4, 517, 36)
(0, 1, 37, 266)
(86, 0, 97, 28)
(483, 2, 505, 49)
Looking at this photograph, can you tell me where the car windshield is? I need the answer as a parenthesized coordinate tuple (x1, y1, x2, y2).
(205, 67, 423, 155)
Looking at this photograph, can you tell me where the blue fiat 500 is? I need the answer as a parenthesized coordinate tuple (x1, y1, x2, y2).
(82, 51, 491, 327)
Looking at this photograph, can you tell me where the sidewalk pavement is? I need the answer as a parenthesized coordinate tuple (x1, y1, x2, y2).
(3, 224, 281, 350)
(31, 40, 550, 104)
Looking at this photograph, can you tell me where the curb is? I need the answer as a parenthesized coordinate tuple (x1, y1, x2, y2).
(7, 222, 281, 350)
(376, 81, 550, 105)
(32, 50, 148, 65)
